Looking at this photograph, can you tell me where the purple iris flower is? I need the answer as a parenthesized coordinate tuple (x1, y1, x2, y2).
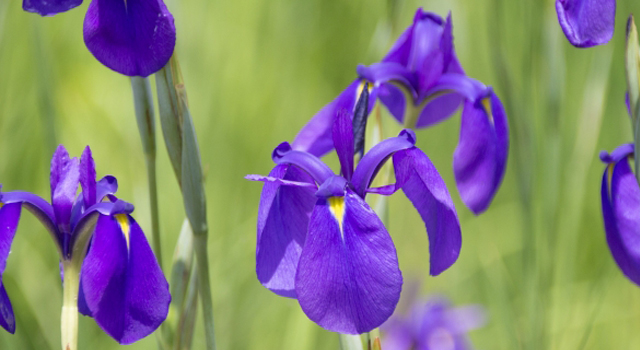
(600, 144, 640, 285)
(247, 111, 461, 334)
(292, 8, 509, 215)
(0, 145, 170, 343)
(556, 0, 616, 48)
(23, 0, 176, 77)
(381, 296, 486, 350)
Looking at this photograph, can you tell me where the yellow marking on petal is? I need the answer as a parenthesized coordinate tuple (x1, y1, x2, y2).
(0, 202, 3, 209)
(357, 79, 374, 97)
(481, 97, 494, 124)
(328, 196, 346, 239)
(115, 214, 131, 249)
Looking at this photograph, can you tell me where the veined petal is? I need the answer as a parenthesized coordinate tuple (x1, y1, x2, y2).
(81, 214, 170, 344)
(556, 0, 615, 48)
(255, 164, 316, 298)
(80, 146, 97, 208)
(50, 145, 70, 201)
(453, 90, 509, 214)
(296, 189, 402, 334)
(0, 203, 20, 334)
(351, 130, 416, 198)
(393, 148, 461, 275)
(292, 80, 360, 157)
(83, 0, 176, 77)
(22, 0, 82, 16)
(601, 153, 640, 285)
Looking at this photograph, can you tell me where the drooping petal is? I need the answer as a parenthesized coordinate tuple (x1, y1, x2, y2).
(255, 164, 316, 298)
(22, 0, 82, 16)
(453, 90, 509, 214)
(601, 152, 640, 285)
(415, 93, 465, 128)
(0, 281, 15, 334)
(81, 214, 170, 344)
(377, 83, 407, 124)
(292, 80, 360, 157)
(393, 148, 461, 276)
(83, 0, 176, 77)
(1, 192, 61, 249)
(272, 142, 334, 185)
(80, 146, 97, 208)
(296, 189, 402, 334)
(351, 129, 416, 198)
(0, 203, 20, 334)
(357, 63, 416, 92)
(556, 0, 616, 48)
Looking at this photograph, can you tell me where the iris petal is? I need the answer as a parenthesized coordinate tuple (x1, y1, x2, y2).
(393, 148, 461, 275)
(83, 0, 176, 77)
(0, 203, 21, 334)
(80, 214, 169, 344)
(22, 0, 82, 16)
(80, 146, 97, 208)
(601, 154, 640, 285)
(292, 80, 360, 157)
(453, 91, 509, 214)
(295, 189, 402, 334)
(256, 164, 316, 298)
(556, 0, 615, 48)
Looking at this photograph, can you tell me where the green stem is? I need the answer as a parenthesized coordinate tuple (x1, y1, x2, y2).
(131, 77, 163, 268)
(338, 334, 363, 350)
(193, 234, 217, 350)
(60, 261, 81, 350)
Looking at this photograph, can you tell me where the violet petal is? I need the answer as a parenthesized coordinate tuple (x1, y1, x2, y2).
(295, 189, 402, 334)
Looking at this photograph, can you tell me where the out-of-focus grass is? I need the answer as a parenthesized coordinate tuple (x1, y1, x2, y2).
(1, 0, 639, 349)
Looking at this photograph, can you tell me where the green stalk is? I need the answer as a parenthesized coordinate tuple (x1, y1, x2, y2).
(339, 334, 363, 350)
(131, 77, 163, 268)
(60, 260, 81, 350)
(193, 234, 216, 350)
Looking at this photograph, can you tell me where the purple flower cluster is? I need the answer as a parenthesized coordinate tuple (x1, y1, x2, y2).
(0, 145, 169, 343)
(293, 9, 509, 215)
(23, 0, 176, 77)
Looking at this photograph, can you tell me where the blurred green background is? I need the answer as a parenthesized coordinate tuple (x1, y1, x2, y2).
(0, 0, 638, 349)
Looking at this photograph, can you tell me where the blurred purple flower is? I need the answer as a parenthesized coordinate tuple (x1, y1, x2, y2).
(600, 144, 640, 285)
(247, 112, 461, 334)
(381, 296, 486, 350)
(0, 145, 169, 343)
(292, 8, 509, 215)
(556, 0, 616, 48)
(23, 0, 176, 77)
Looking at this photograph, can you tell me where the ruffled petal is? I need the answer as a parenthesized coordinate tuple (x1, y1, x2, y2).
(296, 189, 402, 334)
(393, 148, 461, 275)
(255, 164, 316, 298)
(22, 0, 82, 16)
(453, 90, 509, 214)
(556, 0, 615, 48)
(80, 214, 169, 344)
(601, 153, 640, 285)
(292, 80, 360, 157)
(83, 0, 176, 77)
